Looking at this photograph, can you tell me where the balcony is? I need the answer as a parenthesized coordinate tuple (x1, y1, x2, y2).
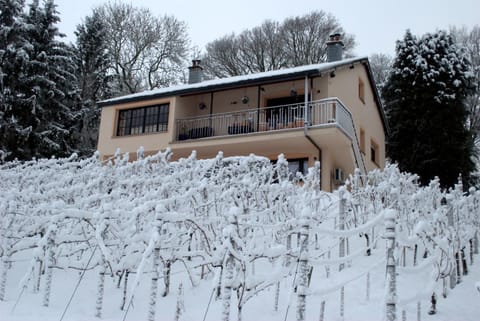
(174, 97, 366, 178)
(175, 98, 356, 142)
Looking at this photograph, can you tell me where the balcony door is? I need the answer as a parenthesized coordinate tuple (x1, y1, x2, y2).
(266, 96, 304, 129)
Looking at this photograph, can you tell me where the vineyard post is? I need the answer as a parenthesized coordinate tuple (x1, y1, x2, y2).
(338, 188, 346, 320)
(43, 230, 56, 307)
(296, 209, 310, 321)
(385, 210, 397, 321)
(0, 255, 9, 301)
(148, 247, 160, 321)
(445, 197, 457, 289)
(474, 230, 479, 255)
(95, 263, 106, 318)
(0, 236, 11, 301)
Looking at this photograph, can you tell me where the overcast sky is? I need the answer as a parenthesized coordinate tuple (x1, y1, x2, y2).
(54, 0, 479, 57)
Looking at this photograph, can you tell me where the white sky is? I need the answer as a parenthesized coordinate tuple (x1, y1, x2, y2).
(53, 0, 479, 57)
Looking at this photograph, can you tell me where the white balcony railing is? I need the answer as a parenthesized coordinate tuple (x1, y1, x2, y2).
(175, 97, 366, 176)
(175, 98, 344, 140)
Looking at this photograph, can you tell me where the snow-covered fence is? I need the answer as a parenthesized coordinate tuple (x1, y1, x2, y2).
(0, 150, 479, 321)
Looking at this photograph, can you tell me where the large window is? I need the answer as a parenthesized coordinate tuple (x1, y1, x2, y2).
(116, 104, 169, 136)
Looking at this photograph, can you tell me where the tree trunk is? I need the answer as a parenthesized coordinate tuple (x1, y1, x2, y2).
(413, 244, 418, 266)
(162, 260, 171, 297)
(318, 300, 325, 321)
(120, 270, 129, 310)
(474, 231, 479, 254)
(417, 301, 421, 321)
(469, 239, 474, 265)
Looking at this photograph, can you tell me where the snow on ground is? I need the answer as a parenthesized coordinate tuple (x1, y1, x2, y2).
(1, 155, 479, 321)
(0, 246, 479, 320)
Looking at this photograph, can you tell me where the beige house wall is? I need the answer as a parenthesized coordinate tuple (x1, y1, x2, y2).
(96, 63, 386, 191)
(97, 97, 175, 158)
(327, 65, 386, 172)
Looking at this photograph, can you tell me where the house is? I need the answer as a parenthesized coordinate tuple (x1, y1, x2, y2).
(97, 35, 387, 191)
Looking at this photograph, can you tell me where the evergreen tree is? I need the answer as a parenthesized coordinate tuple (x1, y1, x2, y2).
(0, 0, 31, 158)
(382, 30, 476, 188)
(23, 0, 76, 157)
(73, 9, 113, 155)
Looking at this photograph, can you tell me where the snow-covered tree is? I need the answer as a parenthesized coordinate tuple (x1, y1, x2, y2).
(73, 9, 113, 156)
(0, 0, 31, 158)
(369, 53, 393, 100)
(0, 0, 79, 160)
(450, 25, 480, 146)
(23, 0, 79, 159)
(382, 30, 476, 188)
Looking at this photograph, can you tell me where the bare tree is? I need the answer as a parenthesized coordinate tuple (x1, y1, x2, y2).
(451, 25, 480, 145)
(202, 11, 356, 78)
(237, 20, 287, 73)
(202, 34, 244, 78)
(281, 11, 355, 66)
(96, 2, 190, 94)
(369, 53, 393, 100)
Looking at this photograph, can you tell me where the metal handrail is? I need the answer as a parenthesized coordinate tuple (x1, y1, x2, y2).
(175, 99, 340, 140)
(175, 98, 367, 177)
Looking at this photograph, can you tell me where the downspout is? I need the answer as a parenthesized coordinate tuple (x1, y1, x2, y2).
(257, 86, 261, 131)
(209, 92, 214, 129)
(209, 92, 214, 115)
(303, 75, 322, 185)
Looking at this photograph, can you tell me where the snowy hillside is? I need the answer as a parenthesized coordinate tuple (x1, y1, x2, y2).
(0, 150, 479, 321)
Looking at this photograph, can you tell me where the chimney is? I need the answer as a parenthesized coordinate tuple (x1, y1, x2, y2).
(188, 59, 203, 84)
(326, 33, 344, 62)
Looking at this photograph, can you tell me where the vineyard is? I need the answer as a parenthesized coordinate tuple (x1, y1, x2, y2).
(0, 149, 479, 321)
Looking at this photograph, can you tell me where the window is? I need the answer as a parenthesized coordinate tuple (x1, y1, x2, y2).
(116, 104, 169, 136)
(358, 77, 365, 104)
(360, 128, 366, 154)
(271, 157, 309, 182)
(370, 139, 379, 165)
(287, 158, 308, 178)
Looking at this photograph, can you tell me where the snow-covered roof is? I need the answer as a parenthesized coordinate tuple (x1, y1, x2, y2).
(98, 57, 369, 107)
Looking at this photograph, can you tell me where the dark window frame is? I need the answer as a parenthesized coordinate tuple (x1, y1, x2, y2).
(358, 77, 365, 104)
(370, 139, 379, 165)
(116, 104, 169, 137)
(271, 157, 309, 182)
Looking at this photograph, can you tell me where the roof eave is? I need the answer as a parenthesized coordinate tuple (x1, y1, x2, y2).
(98, 57, 368, 108)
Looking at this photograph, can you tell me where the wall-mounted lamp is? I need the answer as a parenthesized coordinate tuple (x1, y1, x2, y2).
(330, 71, 336, 78)
(241, 96, 249, 104)
(199, 102, 207, 110)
